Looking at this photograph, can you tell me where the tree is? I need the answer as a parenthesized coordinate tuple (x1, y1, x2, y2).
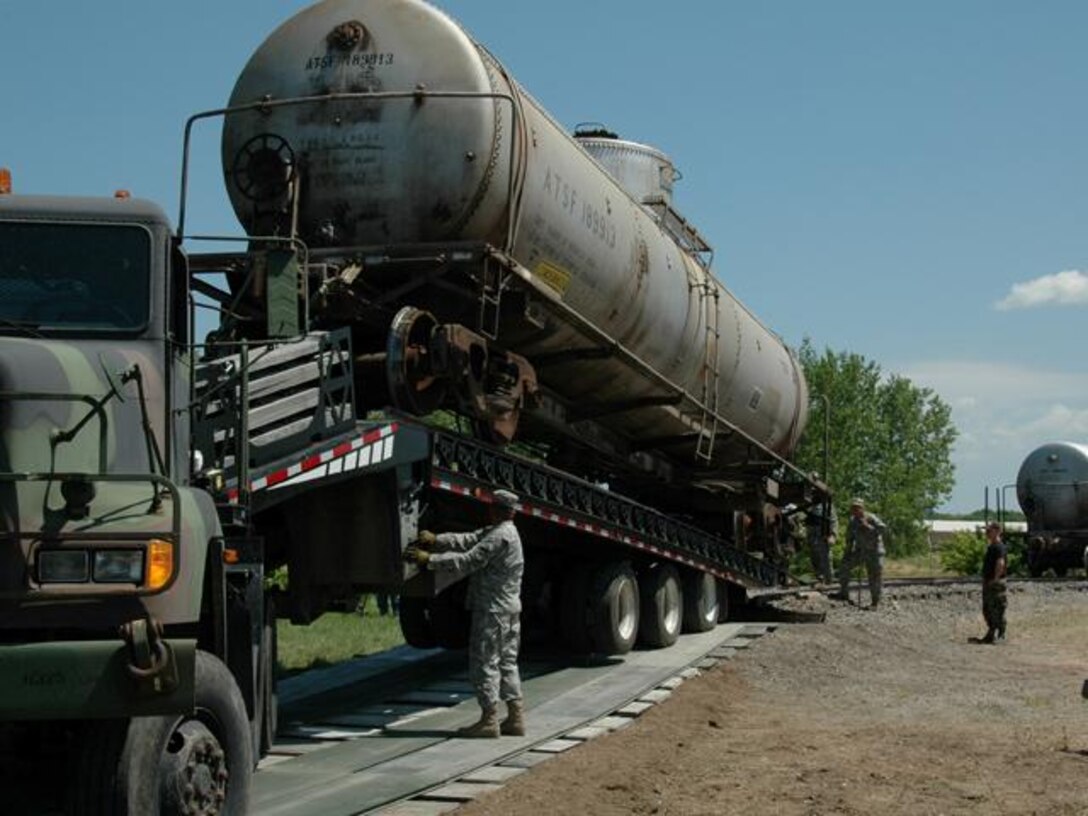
(794, 340, 957, 556)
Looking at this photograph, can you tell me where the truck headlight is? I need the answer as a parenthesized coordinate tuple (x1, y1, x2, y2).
(93, 550, 145, 583)
(39, 550, 90, 583)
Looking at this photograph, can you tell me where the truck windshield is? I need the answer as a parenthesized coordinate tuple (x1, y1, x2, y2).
(0, 221, 150, 333)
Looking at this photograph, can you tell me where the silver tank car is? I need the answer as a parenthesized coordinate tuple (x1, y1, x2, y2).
(221, 0, 808, 462)
(1016, 442, 1088, 575)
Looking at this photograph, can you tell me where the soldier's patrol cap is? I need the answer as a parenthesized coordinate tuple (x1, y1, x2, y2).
(492, 489, 519, 509)
(850, 497, 865, 508)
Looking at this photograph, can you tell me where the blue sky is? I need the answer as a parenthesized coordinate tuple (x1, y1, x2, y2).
(3, 1, 1086, 512)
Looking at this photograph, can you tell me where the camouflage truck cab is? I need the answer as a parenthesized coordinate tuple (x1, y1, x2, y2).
(0, 195, 250, 813)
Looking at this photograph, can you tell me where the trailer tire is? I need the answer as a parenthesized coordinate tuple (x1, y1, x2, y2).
(430, 586, 470, 650)
(72, 650, 252, 816)
(638, 563, 683, 648)
(681, 570, 720, 633)
(720, 581, 746, 622)
(559, 561, 595, 653)
(715, 580, 732, 623)
(399, 596, 437, 649)
(589, 561, 640, 655)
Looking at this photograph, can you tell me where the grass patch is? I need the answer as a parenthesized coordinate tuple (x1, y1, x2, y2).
(884, 551, 956, 579)
(791, 549, 957, 582)
(277, 602, 405, 678)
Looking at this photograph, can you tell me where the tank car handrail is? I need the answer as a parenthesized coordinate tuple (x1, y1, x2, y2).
(491, 248, 813, 486)
(178, 90, 520, 248)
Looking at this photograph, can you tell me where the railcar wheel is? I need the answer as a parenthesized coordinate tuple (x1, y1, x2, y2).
(589, 561, 640, 655)
(71, 650, 252, 815)
(638, 563, 683, 649)
(681, 570, 719, 633)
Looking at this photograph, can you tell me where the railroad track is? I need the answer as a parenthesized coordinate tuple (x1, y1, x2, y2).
(255, 622, 777, 815)
(754, 574, 1088, 602)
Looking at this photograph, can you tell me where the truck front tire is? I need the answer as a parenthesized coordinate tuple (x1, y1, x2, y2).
(72, 650, 253, 815)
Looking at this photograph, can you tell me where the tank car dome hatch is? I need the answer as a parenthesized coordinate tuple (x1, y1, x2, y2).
(574, 124, 679, 207)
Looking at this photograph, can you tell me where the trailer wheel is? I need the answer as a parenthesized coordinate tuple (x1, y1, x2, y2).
(681, 570, 720, 633)
(399, 596, 437, 649)
(559, 561, 595, 653)
(638, 563, 683, 648)
(72, 650, 252, 815)
(589, 561, 640, 655)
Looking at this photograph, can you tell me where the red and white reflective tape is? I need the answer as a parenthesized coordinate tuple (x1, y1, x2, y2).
(226, 423, 398, 501)
(428, 475, 742, 584)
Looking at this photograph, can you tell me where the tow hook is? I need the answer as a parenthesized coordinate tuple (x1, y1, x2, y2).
(120, 617, 179, 695)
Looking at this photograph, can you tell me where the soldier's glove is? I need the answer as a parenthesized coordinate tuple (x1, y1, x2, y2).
(417, 530, 437, 548)
(404, 546, 431, 566)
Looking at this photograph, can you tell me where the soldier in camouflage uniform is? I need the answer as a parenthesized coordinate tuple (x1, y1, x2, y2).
(836, 498, 886, 608)
(807, 499, 838, 584)
(978, 521, 1007, 644)
(405, 489, 525, 738)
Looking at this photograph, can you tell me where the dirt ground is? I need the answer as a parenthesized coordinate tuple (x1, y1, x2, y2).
(459, 583, 1088, 816)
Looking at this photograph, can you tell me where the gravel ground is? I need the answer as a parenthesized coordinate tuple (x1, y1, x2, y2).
(458, 582, 1088, 816)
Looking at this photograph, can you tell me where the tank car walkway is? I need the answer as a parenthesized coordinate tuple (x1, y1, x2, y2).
(254, 622, 772, 815)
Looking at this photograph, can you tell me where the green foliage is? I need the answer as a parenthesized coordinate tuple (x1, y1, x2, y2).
(265, 565, 289, 592)
(794, 341, 957, 557)
(939, 531, 986, 575)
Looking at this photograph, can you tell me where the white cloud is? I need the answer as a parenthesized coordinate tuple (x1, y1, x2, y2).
(994, 269, 1088, 311)
(1013, 404, 1088, 439)
(901, 360, 1084, 404)
(893, 360, 1088, 511)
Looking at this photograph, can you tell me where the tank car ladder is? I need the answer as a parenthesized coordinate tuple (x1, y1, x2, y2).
(694, 278, 721, 463)
(476, 255, 507, 341)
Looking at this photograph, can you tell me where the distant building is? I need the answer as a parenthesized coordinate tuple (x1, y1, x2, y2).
(923, 519, 1026, 548)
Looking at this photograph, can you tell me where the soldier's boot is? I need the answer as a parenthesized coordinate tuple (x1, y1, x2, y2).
(979, 628, 995, 644)
(996, 624, 1006, 641)
(457, 707, 500, 738)
(500, 699, 525, 737)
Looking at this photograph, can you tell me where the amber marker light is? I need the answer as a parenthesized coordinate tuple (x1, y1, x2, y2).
(223, 548, 240, 565)
(146, 538, 174, 590)
(113, 189, 131, 199)
(0, 168, 11, 195)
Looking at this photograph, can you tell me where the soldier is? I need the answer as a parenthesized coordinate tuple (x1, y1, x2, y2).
(835, 497, 886, 608)
(405, 489, 526, 738)
(977, 521, 1008, 644)
(807, 499, 838, 584)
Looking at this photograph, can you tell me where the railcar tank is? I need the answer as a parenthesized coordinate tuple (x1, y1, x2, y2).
(1016, 442, 1088, 575)
(219, 0, 809, 470)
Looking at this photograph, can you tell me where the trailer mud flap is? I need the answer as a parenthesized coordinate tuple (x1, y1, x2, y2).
(0, 639, 196, 720)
